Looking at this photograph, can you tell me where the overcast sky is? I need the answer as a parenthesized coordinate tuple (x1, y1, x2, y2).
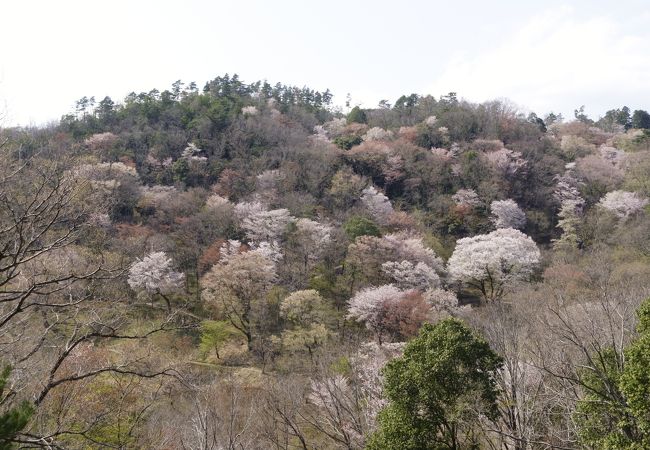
(1, 0, 649, 126)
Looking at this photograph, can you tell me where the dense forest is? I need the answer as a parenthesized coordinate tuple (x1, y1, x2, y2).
(1, 74, 650, 449)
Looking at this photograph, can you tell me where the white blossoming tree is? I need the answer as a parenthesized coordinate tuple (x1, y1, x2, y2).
(347, 285, 430, 343)
(289, 218, 333, 276)
(452, 189, 481, 208)
(205, 194, 232, 210)
(347, 232, 445, 287)
(128, 251, 185, 312)
(361, 186, 394, 226)
(362, 127, 393, 142)
(381, 261, 440, 290)
(485, 148, 527, 177)
(235, 201, 294, 243)
(348, 285, 404, 343)
(598, 190, 648, 219)
(181, 142, 207, 163)
(241, 105, 258, 116)
(447, 228, 541, 302)
(490, 199, 527, 229)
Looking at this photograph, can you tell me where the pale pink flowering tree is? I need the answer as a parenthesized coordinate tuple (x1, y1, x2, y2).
(360, 186, 393, 226)
(452, 188, 481, 208)
(381, 260, 440, 290)
(362, 127, 393, 142)
(128, 251, 185, 312)
(448, 228, 540, 302)
(347, 285, 430, 343)
(234, 201, 294, 243)
(292, 218, 333, 273)
(241, 105, 258, 116)
(181, 142, 207, 163)
(598, 190, 648, 219)
(490, 199, 527, 229)
(352, 341, 404, 431)
(382, 232, 445, 273)
(205, 193, 232, 210)
(485, 148, 527, 177)
(306, 342, 404, 448)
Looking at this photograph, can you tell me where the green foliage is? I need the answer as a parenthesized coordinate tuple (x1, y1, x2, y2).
(635, 299, 650, 334)
(172, 158, 190, 183)
(333, 134, 363, 150)
(414, 123, 449, 149)
(199, 320, 238, 359)
(574, 348, 634, 449)
(598, 106, 632, 131)
(0, 366, 34, 449)
(343, 216, 381, 240)
(367, 319, 503, 450)
(329, 356, 352, 376)
(632, 110, 650, 130)
(347, 106, 368, 124)
(575, 298, 650, 449)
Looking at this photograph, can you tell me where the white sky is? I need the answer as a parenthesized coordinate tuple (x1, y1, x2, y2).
(1, 0, 649, 126)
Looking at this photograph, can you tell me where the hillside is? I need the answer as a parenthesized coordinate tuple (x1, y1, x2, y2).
(1, 74, 650, 449)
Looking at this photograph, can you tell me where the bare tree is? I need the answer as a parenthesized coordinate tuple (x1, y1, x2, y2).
(0, 147, 187, 447)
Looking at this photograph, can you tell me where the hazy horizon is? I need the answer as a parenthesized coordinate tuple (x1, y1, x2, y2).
(2, 0, 650, 126)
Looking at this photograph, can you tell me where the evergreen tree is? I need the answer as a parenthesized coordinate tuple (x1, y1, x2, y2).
(367, 319, 503, 450)
(347, 106, 368, 124)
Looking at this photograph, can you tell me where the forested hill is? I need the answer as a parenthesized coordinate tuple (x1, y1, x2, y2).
(1, 74, 650, 448)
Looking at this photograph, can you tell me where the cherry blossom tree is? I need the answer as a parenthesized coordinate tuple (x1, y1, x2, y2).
(598, 190, 648, 219)
(382, 154, 405, 185)
(205, 193, 232, 210)
(382, 232, 445, 273)
(181, 142, 207, 163)
(362, 127, 393, 142)
(241, 105, 258, 116)
(381, 261, 440, 290)
(347, 285, 430, 343)
(424, 288, 464, 316)
(599, 145, 625, 167)
(490, 199, 527, 229)
(234, 200, 265, 221)
(452, 189, 481, 208)
(244, 208, 293, 242)
(554, 172, 584, 208)
(234, 201, 294, 243)
(128, 251, 185, 312)
(448, 228, 541, 302)
(294, 218, 332, 260)
(352, 341, 405, 428)
(139, 185, 178, 210)
(256, 169, 284, 203)
(347, 232, 445, 287)
(360, 186, 393, 226)
(485, 148, 528, 178)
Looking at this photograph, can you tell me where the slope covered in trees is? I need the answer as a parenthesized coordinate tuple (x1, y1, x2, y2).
(1, 74, 649, 448)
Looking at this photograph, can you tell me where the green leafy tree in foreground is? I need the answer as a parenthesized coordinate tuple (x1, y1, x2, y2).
(575, 298, 650, 449)
(366, 318, 503, 450)
(0, 366, 34, 449)
(199, 320, 238, 360)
